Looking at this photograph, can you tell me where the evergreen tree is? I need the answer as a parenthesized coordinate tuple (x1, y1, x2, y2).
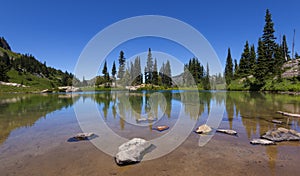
(164, 60, 172, 87)
(122, 69, 131, 86)
(183, 64, 193, 86)
(130, 61, 134, 84)
(0, 52, 10, 81)
(0, 62, 9, 81)
(185, 57, 204, 85)
(145, 48, 153, 84)
(281, 35, 290, 61)
(136, 57, 142, 85)
(159, 62, 165, 86)
(102, 60, 110, 86)
(130, 57, 142, 86)
(254, 38, 268, 84)
(262, 9, 277, 75)
(111, 61, 117, 87)
(249, 45, 256, 75)
(203, 63, 211, 90)
(152, 59, 158, 85)
(233, 59, 239, 78)
(274, 44, 285, 77)
(238, 41, 250, 77)
(224, 48, 233, 85)
(159, 61, 172, 87)
(117, 51, 126, 80)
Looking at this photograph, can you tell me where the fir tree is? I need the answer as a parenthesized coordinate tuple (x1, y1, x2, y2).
(262, 9, 277, 75)
(281, 35, 290, 61)
(137, 57, 142, 84)
(111, 61, 117, 87)
(249, 45, 256, 75)
(254, 38, 268, 84)
(117, 51, 126, 80)
(224, 48, 233, 85)
(159, 62, 165, 86)
(145, 48, 153, 84)
(234, 59, 239, 78)
(164, 60, 172, 87)
(274, 44, 285, 77)
(152, 59, 158, 85)
(185, 57, 204, 85)
(131, 56, 143, 85)
(238, 41, 250, 77)
(203, 63, 211, 90)
(102, 60, 110, 85)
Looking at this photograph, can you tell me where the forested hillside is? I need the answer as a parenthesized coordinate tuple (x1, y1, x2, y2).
(0, 37, 76, 91)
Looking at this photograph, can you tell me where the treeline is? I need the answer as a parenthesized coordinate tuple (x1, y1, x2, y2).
(224, 9, 300, 90)
(0, 40, 75, 86)
(96, 48, 173, 88)
(182, 57, 211, 89)
(96, 48, 218, 89)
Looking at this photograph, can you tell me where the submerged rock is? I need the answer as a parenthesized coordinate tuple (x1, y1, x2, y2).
(68, 132, 96, 142)
(153, 125, 169, 132)
(195, 124, 212, 134)
(216, 129, 237, 135)
(115, 138, 153, 166)
(276, 111, 300, 118)
(136, 116, 157, 123)
(261, 127, 300, 142)
(271, 119, 283, 124)
(250, 139, 276, 145)
(74, 132, 95, 140)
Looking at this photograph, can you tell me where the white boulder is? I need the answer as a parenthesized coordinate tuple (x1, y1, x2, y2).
(250, 139, 276, 145)
(216, 129, 237, 135)
(115, 138, 153, 166)
(195, 124, 212, 134)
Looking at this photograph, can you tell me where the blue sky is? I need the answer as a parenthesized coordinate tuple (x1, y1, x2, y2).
(1, 0, 300, 78)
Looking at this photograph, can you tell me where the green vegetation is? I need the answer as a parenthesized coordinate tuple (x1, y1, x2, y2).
(0, 38, 78, 92)
(2, 9, 298, 92)
(225, 9, 300, 91)
(95, 48, 173, 89)
(182, 57, 211, 89)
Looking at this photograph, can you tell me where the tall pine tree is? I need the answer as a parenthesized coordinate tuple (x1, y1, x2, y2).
(164, 60, 172, 87)
(281, 35, 290, 61)
(233, 59, 239, 79)
(262, 9, 277, 76)
(111, 61, 116, 87)
(224, 48, 233, 85)
(203, 63, 211, 90)
(145, 48, 153, 84)
(254, 38, 268, 84)
(238, 41, 250, 77)
(249, 45, 256, 75)
(152, 59, 158, 85)
(117, 51, 126, 80)
(102, 60, 110, 86)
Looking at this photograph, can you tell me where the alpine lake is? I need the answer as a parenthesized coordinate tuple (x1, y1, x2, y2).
(0, 90, 300, 176)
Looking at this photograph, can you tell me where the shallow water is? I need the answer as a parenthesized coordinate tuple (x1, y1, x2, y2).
(0, 91, 300, 175)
